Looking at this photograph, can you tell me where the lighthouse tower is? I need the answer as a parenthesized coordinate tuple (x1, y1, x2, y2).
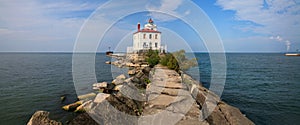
(130, 18, 166, 53)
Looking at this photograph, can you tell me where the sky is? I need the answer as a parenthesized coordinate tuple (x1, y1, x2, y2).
(0, 0, 299, 52)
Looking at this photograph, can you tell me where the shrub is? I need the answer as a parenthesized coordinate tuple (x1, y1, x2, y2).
(144, 78, 151, 84)
(146, 49, 160, 67)
(160, 50, 197, 72)
(145, 49, 197, 71)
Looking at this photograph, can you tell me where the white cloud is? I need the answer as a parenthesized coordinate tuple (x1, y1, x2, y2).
(146, 0, 186, 22)
(270, 36, 283, 41)
(0, 0, 105, 52)
(160, 0, 183, 11)
(216, 0, 300, 51)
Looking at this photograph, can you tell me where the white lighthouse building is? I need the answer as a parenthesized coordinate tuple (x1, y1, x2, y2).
(128, 18, 166, 53)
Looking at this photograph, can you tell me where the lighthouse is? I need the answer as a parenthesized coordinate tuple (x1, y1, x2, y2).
(128, 18, 166, 53)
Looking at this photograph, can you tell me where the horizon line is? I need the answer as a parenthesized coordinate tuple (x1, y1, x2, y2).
(0, 51, 289, 54)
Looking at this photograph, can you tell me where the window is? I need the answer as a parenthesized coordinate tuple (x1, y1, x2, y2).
(143, 42, 147, 48)
(155, 34, 158, 39)
(143, 34, 146, 39)
(155, 43, 158, 48)
(149, 34, 152, 39)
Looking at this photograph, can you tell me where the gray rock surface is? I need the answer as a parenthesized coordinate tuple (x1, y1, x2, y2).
(142, 65, 254, 125)
(94, 93, 110, 103)
(218, 102, 254, 125)
(143, 65, 209, 125)
(27, 111, 62, 125)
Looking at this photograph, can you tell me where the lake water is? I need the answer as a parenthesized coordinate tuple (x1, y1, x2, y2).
(0, 53, 299, 125)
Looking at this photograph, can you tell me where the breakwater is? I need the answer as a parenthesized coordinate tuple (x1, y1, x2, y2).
(28, 53, 254, 125)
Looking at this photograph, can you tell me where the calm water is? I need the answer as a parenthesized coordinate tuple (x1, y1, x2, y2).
(0, 53, 299, 125)
(196, 53, 300, 125)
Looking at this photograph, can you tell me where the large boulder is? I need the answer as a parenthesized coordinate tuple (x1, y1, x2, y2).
(106, 92, 143, 116)
(218, 102, 255, 125)
(88, 93, 138, 125)
(27, 111, 62, 125)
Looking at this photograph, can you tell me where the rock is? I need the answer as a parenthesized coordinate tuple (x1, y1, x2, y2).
(142, 66, 151, 74)
(128, 69, 136, 75)
(194, 90, 207, 106)
(111, 61, 117, 65)
(153, 81, 186, 89)
(131, 63, 140, 67)
(131, 77, 141, 84)
(118, 83, 146, 101)
(92, 82, 107, 89)
(125, 62, 139, 67)
(102, 83, 116, 93)
(94, 93, 110, 103)
(141, 64, 149, 67)
(218, 102, 255, 125)
(113, 85, 123, 91)
(62, 102, 81, 111)
(97, 88, 104, 93)
(27, 111, 62, 125)
(75, 100, 93, 113)
(206, 106, 230, 125)
(135, 71, 144, 78)
(60, 96, 66, 102)
(92, 87, 99, 90)
(68, 113, 99, 125)
(175, 103, 210, 125)
(106, 92, 143, 116)
(124, 77, 132, 83)
(147, 85, 187, 97)
(147, 94, 179, 107)
(116, 74, 126, 80)
(106, 83, 115, 90)
(182, 73, 201, 87)
(112, 74, 126, 85)
(78, 93, 96, 100)
(88, 94, 138, 125)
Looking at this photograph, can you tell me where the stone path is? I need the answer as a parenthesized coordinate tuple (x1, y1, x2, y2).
(142, 65, 209, 125)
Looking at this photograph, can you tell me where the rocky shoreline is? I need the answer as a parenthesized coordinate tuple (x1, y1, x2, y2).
(28, 53, 254, 125)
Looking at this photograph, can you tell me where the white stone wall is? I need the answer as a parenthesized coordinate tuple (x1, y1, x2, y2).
(133, 32, 161, 52)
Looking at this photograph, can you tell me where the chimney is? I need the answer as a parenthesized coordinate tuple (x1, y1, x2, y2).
(137, 22, 140, 31)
